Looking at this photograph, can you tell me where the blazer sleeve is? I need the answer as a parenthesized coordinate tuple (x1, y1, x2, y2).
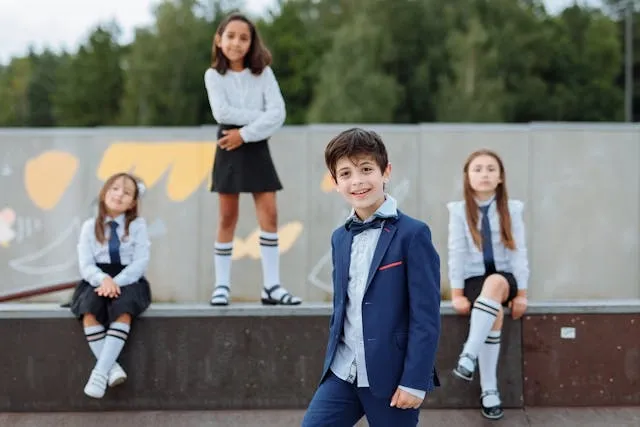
(447, 201, 467, 290)
(508, 200, 529, 290)
(400, 223, 441, 392)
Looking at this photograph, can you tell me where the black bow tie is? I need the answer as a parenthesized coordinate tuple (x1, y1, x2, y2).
(347, 217, 384, 236)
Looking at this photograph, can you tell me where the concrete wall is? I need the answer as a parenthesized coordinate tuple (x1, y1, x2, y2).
(0, 123, 638, 303)
(1, 301, 638, 411)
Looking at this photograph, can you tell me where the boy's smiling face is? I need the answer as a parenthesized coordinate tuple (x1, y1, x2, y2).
(334, 155, 390, 220)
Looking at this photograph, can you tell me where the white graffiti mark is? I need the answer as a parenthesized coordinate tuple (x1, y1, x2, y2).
(14, 216, 43, 243)
(9, 217, 81, 275)
(306, 179, 412, 294)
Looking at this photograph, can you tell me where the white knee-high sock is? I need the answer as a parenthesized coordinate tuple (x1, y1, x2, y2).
(479, 330, 502, 407)
(84, 325, 105, 359)
(259, 230, 280, 288)
(213, 241, 233, 296)
(94, 322, 130, 375)
(460, 297, 501, 370)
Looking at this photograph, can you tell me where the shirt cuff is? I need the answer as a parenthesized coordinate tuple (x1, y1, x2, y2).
(398, 385, 426, 400)
(238, 127, 252, 143)
(450, 279, 464, 289)
(90, 272, 108, 287)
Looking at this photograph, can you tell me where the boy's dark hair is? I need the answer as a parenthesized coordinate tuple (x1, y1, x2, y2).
(211, 13, 272, 75)
(324, 128, 389, 180)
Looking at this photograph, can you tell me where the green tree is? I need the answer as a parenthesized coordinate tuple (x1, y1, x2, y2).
(436, 17, 506, 122)
(307, 10, 401, 123)
(26, 49, 61, 126)
(119, 0, 212, 126)
(0, 57, 32, 126)
(52, 23, 124, 126)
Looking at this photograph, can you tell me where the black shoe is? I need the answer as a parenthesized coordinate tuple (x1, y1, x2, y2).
(261, 284, 302, 306)
(452, 353, 476, 382)
(480, 390, 504, 420)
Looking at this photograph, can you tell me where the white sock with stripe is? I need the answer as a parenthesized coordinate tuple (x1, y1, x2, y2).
(459, 296, 501, 371)
(94, 322, 130, 376)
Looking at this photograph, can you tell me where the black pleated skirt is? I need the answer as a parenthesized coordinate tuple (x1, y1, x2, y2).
(69, 263, 152, 326)
(210, 124, 283, 194)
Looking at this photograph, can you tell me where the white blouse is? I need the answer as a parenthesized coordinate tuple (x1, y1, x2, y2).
(204, 66, 286, 142)
(447, 199, 529, 290)
(77, 214, 151, 288)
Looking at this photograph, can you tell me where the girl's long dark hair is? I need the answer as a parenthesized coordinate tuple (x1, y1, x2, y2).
(463, 149, 516, 251)
(95, 173, 141, 244)
(211, 13, 271, 75)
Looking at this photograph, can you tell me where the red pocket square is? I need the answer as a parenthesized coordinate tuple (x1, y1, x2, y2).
(379, 261, 403, 271)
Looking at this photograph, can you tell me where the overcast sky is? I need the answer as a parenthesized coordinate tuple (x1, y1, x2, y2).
(0, 0, 603, 65)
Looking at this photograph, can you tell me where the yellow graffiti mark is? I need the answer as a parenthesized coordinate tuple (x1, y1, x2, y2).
(232, 221, 303, 260)
(97, 143, 215, 202)
(25, 151, 78, 210)
(321, 172, 336, 192)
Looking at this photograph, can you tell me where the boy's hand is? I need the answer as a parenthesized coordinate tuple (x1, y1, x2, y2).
(96, 276, 120, 298)
(390, 388, 423, 409)
(510, 295, 528, 319)
(451, 295, 471, 315)
(218, 129, 244, 151)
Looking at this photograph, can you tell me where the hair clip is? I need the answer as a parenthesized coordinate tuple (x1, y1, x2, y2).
(136, 180, 146, 197)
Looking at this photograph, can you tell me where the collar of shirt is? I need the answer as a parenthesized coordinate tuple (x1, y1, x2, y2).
(474, 194, 495, 208)
(104, 214, 126, 227)
(344, 194, 398, 228)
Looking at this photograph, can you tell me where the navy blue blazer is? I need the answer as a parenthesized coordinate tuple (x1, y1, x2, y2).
(321, 211, 441, 398)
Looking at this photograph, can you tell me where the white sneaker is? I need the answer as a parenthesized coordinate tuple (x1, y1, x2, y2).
(108, 363, 127, 387)
(84, 369, 108, 399)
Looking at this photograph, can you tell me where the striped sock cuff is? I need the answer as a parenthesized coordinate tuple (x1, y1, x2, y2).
(215, 241, 233, 256)
(485, 331, 501, 344)
(259, 231, 278, 247)
(473, 297, 501, 317)
(84, 325, 106, 342)
(107, 322, 130, 342)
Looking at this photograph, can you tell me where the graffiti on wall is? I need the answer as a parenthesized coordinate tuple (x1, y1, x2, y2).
(2, 139, 411, 298)
(1, 141, 308, 288)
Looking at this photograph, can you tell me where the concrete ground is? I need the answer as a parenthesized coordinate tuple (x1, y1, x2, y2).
(2, 408, 639, 427)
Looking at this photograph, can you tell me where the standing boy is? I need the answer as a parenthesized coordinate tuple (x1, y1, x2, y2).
(302, 128, 441, 427)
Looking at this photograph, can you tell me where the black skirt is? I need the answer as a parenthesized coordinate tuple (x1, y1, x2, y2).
(463, 272, 518, 307)
(210, 124, 283, 194)
(70, 263, 152, 326)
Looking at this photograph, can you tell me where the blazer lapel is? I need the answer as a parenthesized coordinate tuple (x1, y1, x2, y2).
(364, 220, 397, 294)
(336, 229, 353, 300)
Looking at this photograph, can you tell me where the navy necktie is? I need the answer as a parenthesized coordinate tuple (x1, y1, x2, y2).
(108, 221, 121, 264)
(479, 205, 496, 274)
(347, 217, 384, 236)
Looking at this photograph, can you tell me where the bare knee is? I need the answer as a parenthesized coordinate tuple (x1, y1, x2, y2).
(82, 313, 100, 327)
(480, 274, 509, 302)
(114, 313, 132, 325)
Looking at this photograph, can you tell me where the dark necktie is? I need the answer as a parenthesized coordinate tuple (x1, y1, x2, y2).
(347, 217, 384, 236)
(108, 221, 121, 264)
(479, 205, 496, 274)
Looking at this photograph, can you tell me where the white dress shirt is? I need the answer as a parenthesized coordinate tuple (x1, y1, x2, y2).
(77, 214, 151, 288)
(204, 66, 286, 142)
(447, 198, 529, 290)
(330, 195, 426, 400)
